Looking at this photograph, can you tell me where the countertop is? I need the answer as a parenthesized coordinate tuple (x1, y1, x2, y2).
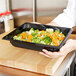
(0, 31, 76, 76)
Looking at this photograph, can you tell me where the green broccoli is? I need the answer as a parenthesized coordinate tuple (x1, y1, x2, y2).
(30, 28, 34, 31)
(31, 29, 39, 36)
(51, 42, 55, 46)
(55, 30, 60, 34)
(13, 35, 22, 40)
(32, 36, 41, 43)
(43, 36, 52, 45)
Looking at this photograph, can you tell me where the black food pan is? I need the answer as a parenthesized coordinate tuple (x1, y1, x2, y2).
(2, 22, 73, 52)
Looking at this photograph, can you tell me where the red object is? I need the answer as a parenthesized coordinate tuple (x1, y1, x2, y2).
(1, 12, 7, 16)
(0, 11, 11, 16)
(0, 13, 2, 16)
(12, 8, 32, 12)
(7, 11, 11, 14)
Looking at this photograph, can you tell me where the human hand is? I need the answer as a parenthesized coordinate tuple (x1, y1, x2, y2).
(39, 39, 76, 58)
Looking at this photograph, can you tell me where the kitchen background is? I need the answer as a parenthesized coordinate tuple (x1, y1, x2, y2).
(0, 0, 68, 17)
(12, 0, 76, 33)
(12, 0, 68, 17)
(11, 0, 68, 27)
(1, 0, 76, 35)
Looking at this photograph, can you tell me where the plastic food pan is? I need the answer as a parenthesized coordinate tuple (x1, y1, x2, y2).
(3, 23, 73, 52)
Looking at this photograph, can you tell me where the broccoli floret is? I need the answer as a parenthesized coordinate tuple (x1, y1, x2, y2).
(40, 31, 45, 34)
(51, 42, 55, 46)
(43, 36, 52, 45)
(55, 30, 60, 34)
(13, 36, 17, 40)
(31, 32, 36, 36)
(35, 29, 39, 32)
(31, 32, 37, 36)
(13, 35, 22, 40)
(30, 28, 34, 31)
(17, 34, 21, 37)
(32, 36, 41, 43)
(31, 29, 39, 36)
(45, 30, 53, 35)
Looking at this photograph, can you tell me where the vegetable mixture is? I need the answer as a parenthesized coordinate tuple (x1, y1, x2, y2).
(13, 28, 65, 46)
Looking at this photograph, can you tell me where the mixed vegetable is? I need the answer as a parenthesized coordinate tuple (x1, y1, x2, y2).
(13, 28, 65, 46)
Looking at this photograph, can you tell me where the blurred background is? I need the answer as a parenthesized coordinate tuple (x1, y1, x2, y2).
(1, 0, 76, 33)
(11, 0, 67, 17)
(10, 0, 68, 26)
(0, 0, 68, 26)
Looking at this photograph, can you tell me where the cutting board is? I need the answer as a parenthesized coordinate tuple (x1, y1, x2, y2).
(0, 32, 75, 75)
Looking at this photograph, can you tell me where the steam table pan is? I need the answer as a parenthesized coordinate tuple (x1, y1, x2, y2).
(3, 23, 73, 52)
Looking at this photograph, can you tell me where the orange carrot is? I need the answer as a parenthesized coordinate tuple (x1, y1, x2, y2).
(59, 37, 65, 40)
(28, 34, 33, 40)
(41, 37, 44, 39)
(38, 34, 41, 37)
(21, 32, 27, 39)
(52, 38, 59, 46)
(41, 30, 45, 32)
(26, 39, 31, 42)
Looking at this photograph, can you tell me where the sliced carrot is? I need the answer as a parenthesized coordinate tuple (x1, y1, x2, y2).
(26, 39, 31, 42)
(41, 30, 45, 32)
(52, 38, 59, 46)
(50, 36, 52, 39)
(21, 32, 27, 39)
(41, 37, 44, 39)
(59, 37, 65, 40)
(28, 34, 33, 40)
(38, 34, 41, 37)
(21, 37, 24, 40)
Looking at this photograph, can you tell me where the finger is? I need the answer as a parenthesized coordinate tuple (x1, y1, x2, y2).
(48, 52, 63, 57)
(40, 51, 64, 58)
(42, 49, 52, 55)
(40, 52, 62, 58)
(40, 52, 58, 58)
(42, 49, 63, 57)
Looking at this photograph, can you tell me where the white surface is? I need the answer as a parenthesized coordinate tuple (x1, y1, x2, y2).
(0, 0, 7, 13)
(53, 0, 76, 28)
(13, 11, 32, 17)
